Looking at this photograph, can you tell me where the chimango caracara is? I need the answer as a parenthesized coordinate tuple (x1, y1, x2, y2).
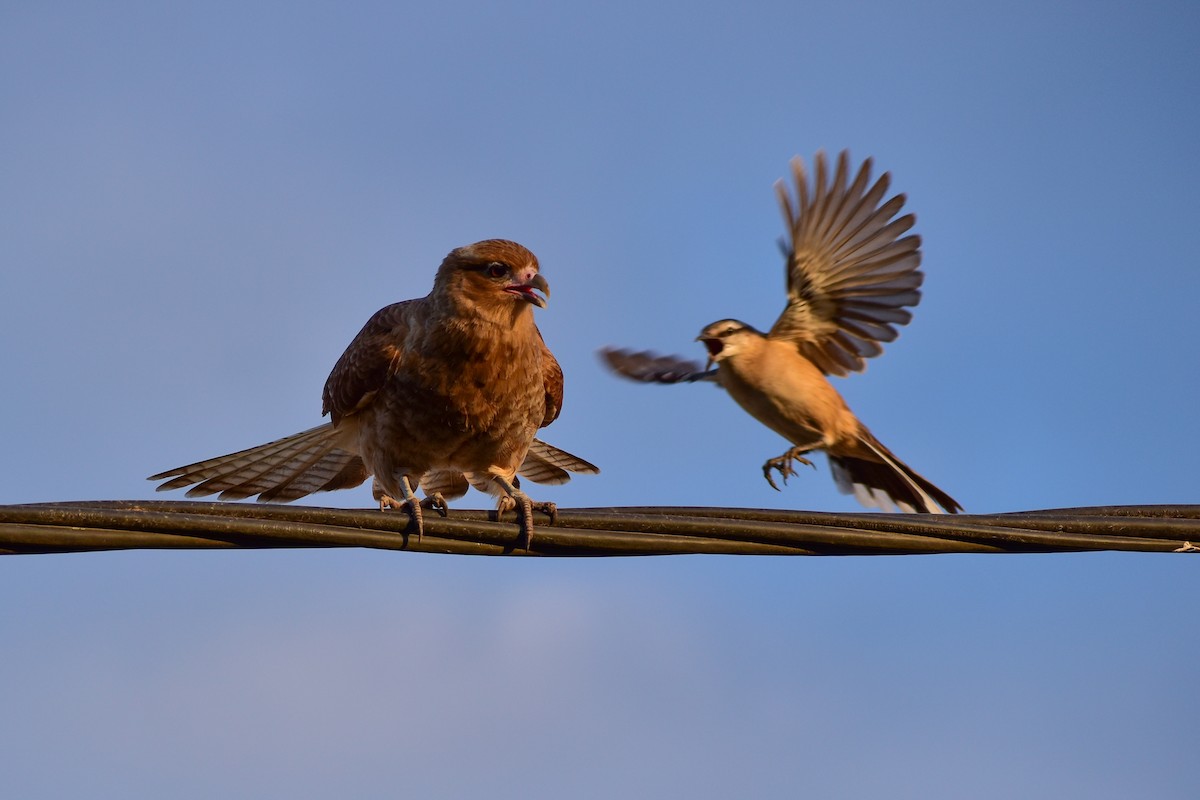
(602, 151, 959, 514)
(151, 239, 597, 543)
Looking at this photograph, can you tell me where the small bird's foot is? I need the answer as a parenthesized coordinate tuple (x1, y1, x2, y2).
(421, 492, 450, 517)
(762, 447, 815, 491)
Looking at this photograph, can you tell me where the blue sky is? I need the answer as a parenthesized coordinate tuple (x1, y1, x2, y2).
(2, 1, 1198, 797)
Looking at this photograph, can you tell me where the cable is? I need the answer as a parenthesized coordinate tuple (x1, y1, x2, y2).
(2, 501, 1196, 556)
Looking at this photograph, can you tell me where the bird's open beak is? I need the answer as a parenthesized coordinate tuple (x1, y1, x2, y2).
(697, 335, 722, 370)
(505, 273, 549, 308)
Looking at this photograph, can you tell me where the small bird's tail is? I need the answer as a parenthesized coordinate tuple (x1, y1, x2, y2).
(829, 434, 961, 514)
(148, 423, 369, 503)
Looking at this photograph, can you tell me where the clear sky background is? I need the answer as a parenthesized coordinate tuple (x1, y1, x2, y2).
(2, 1, 1198, 797)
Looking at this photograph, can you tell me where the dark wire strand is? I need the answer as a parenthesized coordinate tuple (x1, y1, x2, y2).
(1, 501, 1197, 557)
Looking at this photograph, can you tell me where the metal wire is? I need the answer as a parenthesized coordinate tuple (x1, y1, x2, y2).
(2, 500, 1197, 556)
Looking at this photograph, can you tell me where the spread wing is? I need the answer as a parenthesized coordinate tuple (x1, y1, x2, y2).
(598, 348, 718, 384)
(768, 150, 923, 376)
(322, 299, 419, 425)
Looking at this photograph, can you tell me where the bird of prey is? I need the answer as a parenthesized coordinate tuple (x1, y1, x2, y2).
(151, 239, 598, 543)
(601, 151, 960, 514)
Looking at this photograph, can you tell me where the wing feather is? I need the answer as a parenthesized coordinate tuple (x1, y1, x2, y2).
(322, 300, 419, 424)
(598, 348, 717, 384)
(538, 327, 565, 428)
(769, 150, 926, 376)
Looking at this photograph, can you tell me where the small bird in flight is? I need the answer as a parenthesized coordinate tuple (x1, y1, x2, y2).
(151, 239, 598, 543)
(601, 151, 960, 514)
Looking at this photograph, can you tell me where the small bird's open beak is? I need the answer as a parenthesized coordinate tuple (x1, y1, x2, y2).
(697, 335, 722, 370)
(506, 273, 549, 308)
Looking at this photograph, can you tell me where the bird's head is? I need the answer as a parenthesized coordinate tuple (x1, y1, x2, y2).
(697, 319, 762, 369)
(434, 239, 549, 320)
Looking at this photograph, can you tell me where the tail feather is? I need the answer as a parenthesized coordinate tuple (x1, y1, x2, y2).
(185, 429, 339, 499)
(258, 448, 367, 502)
(151, 429, 597, 505)
(419, 470, 471, 501)
(150, 424, 369, 503)
(829, 435, 961, 514)
(519, 438, 600, 485)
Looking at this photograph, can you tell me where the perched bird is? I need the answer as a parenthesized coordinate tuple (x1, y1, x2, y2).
(150, 239, 598, 543)
(601, 151, 960, 514)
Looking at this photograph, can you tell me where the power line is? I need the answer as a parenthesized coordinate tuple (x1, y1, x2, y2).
(2, 501, 1197, 556)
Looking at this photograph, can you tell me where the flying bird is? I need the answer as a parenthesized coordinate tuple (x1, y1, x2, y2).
(601, 151, 960, 514)
(151, 239, 598, 543)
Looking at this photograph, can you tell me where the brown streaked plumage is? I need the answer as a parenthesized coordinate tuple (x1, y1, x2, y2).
(601, 151, 960, 514)
(150, 239, 598, 543)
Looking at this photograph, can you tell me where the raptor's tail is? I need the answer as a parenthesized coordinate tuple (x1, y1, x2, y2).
(518, 438, 601, 485)
(149, 423, 369, 503)
(433, 438, 601, 499)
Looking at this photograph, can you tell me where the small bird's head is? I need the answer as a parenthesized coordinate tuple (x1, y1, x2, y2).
(435, 239, 549, 317)
(697, 319, 763, 369)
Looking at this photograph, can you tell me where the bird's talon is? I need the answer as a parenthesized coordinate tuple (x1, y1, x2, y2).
(762, 464, 783, 491)
(421, 492, 450, 517)
(762, 448, 815, 491)
(377, 492, 423, 541)
(496, 495, 517, 519)
(532, 501, 558, 526)
(406, 498, 424, 541)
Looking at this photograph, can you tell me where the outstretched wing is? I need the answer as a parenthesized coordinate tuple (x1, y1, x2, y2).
(769, 150, 923, 376)
(322, 299, 419, 425)
(598, 348, 718, 384)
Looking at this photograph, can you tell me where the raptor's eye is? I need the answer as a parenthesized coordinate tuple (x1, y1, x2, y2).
(485, 261, 508, 279)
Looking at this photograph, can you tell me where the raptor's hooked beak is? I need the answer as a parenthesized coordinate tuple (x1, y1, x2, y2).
(506, 273, 549, 308)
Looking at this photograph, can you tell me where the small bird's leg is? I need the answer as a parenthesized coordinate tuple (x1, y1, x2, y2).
(762, 446, 816, 491)
(420, 492, 450, 517)
(492, 475, 555, 549)
(376, 475, 424, 540)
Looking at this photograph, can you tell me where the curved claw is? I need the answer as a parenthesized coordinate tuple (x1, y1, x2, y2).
(531, 501, 558, 527)
(496, 491, 535, 549)
(377, 479, 425, 541)
(761, 447, 816, 491)
(762, 463, 784, 492)
(420, 492, 450, 517)
(493, 476, 559, 550)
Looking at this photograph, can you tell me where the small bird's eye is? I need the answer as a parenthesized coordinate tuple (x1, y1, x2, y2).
(485, 262, 508, 279)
